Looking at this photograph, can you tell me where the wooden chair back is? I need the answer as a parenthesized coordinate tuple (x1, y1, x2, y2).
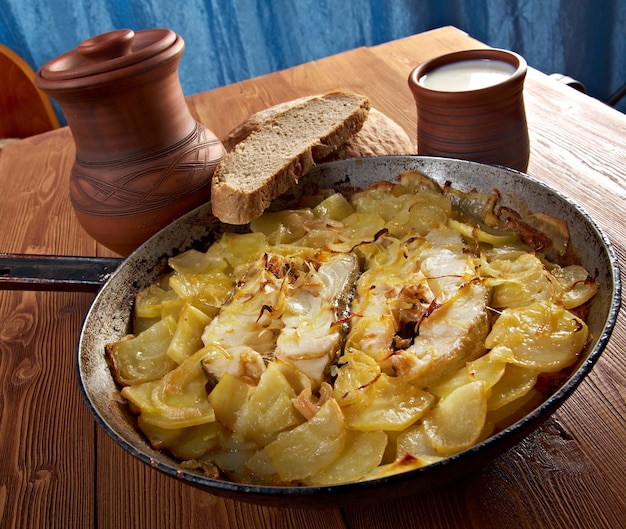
(0, 43, 60, 139)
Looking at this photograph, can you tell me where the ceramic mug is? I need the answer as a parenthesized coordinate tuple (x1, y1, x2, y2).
(408, 49, 530, 172)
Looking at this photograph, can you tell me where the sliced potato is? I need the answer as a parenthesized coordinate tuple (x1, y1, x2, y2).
(138, 418, 219, 460)
(343, 374, 433, 432)
(221, 232, 270, 267)
(264, 399, 346, 481)
(483, 253, 556, 308)
(208, 372, 252, 431)
(313, 191, 355, 221)
(429, 353, 507, 398)
(304, 430, 388, 485)
(487, 363, 538, 410)
(168, 271, 233, 306)
(166, 303, 213, 364)
(234, 361, 304, 445)
(552, 264, 599, 309)
(168, 248, 225, 275)
(363, 455, 427, 481)
(338, 212, 386, 244)
(123, 348, 215, 429)
(108, 315, 178, 385)
(486, 302, 588, 372)
(250, 209, 310, 242)
(244, 449, 280, 483)
(332, 351, 382, 408)
(134, 283, 180, 320)
(487, 388, 544, 430)
(423, 381, 487, 455)
(210, 447, 256, 473)
(396, 423, 445, 464)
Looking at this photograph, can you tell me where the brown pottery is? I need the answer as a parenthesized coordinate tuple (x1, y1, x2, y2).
(35, 29, 225, 255)
(408, 49, 530, 172)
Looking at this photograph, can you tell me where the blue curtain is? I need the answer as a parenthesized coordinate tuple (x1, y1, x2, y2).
(2, 0, 624, 123)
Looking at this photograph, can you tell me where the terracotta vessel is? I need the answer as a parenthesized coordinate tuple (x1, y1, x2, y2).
(35, 29, 225, 255)
(408, 49, 530, 172)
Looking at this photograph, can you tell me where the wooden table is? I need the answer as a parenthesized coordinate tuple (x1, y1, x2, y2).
(1, 26, 624, 529)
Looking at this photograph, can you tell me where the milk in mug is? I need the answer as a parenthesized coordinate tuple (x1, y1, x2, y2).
(418, 59, 515, 92)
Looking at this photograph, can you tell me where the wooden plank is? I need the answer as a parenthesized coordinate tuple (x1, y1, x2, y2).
(0, 127, 97, 528)
(0, 290, 95, 528)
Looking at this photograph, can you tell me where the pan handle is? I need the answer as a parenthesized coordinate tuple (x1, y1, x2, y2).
(0, 253, 123, 292)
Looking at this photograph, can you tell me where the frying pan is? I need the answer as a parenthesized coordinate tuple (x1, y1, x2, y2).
(1, 156, 621, 508)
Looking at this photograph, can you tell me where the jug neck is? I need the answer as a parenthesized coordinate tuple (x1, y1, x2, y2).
(57, 56, 196, 160)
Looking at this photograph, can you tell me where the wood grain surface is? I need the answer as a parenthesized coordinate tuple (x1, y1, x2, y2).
(0, 26, 624, 529)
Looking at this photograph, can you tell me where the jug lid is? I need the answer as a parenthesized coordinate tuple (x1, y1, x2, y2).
(39, 28, 178, 81)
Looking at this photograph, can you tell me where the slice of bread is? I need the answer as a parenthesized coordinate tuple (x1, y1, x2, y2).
(211, 92, 370, 224)
(223, 95, 415, 161)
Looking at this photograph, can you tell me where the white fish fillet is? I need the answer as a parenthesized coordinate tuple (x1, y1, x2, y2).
(347, 235, 490, 388)
(201, 250, 358, 386)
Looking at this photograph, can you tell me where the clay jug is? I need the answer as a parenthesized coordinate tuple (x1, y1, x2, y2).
(35, 28, 225, 255)
(408, 49, 530, 172)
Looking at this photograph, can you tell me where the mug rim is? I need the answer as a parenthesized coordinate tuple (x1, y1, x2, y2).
(408, 48, 527, 98)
